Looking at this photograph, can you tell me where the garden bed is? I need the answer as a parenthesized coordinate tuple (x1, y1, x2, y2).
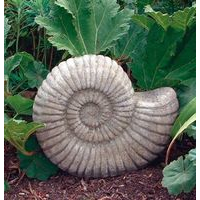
(5, 137, 195, 200)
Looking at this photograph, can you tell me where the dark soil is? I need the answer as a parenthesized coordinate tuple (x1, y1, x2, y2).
(4, 137, 196, 200)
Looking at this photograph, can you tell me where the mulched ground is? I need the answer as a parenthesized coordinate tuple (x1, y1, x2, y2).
(4, 136, 196, 200)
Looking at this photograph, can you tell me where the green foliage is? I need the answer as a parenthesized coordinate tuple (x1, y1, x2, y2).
(162, 155, 196, 195)
(18, 152, 59, 180)
(4, 53, 24, 77)
(4, 119, 44, 155)
(5, 0, 30, 52)
(130, 7, 195, 90)
(4, 16, 11, 56)
(111, 7, 196, 91)
(186, 124, 196, 139)
(5, 52, 49, 93)
(23, 61, 49, 88)
(176, 78, 196, 109)
(6, 95, 34, 116)
(163, 97, 196, 195)
(18, 136, 59, 180)
(171, 97, 196, 138)
(25, 0, 51, 26)
(188, 148, 196, 166)
(4, 113, 10, 124)
(36, 0, 133, 56)
(112, 22, 148, 60)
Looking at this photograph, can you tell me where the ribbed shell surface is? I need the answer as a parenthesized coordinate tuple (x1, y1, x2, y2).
(33, 55, 179, 178)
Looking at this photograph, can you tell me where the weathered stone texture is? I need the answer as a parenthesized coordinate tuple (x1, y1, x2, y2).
(33, 55, 179, 178)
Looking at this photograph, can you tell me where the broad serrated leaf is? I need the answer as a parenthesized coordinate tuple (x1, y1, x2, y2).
(4, 119, 45, 155)
(36, 0, 133, 56)
(18, 151, 59, 180)
(132, 14, 154, 30)
(6, 95, 34, 116)
(145, 6, 196, 31)
(129, 7, 195, 90)
(145, 10, 170, 30)
(22, 61, 49, 89)
(112, 22, 147, 59)
(162, 156, 196, 195)
(171, 97, 196, 138)
(130, 24, 183, 89)
(171, 7, 196, 30)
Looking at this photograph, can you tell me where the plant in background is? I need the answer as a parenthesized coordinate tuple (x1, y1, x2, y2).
(24, 0, 52, 65)
(4, 16, 11, 57)
(5, 0, 30, 53)
(4, 52, 49, 94)
(120, 0, 194, 14)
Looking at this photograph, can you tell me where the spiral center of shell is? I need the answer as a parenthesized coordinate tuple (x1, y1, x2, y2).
(80, 103, 101, 127)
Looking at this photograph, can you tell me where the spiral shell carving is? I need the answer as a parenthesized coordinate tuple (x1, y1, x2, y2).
(33, 55, 179, 178)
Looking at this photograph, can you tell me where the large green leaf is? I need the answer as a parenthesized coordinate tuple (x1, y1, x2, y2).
(171, 97, 196, 138)
(36, 0, 133, 56)
(145, 6, 196, 31)
(162, 156, 196, 195)
(171, 6, 196, 30)
(145, 8, 170, 30)
(128, 7, 196, 90)
(18, 151, 59, 180)
(130, 23, 183, 89)
(6, 95, 34, 116)
(130, 14, 154, 30)
(112, 22, 148, 60)
(4, 119, 45, 155)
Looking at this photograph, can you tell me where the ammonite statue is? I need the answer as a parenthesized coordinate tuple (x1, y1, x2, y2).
(33, 55, 179, 178)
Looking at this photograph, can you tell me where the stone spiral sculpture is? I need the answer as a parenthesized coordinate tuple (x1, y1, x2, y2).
(33, 55, 179, 178)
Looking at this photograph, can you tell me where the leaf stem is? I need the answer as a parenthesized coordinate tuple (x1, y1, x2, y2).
(43, 29, 47, 66)
(16, 8, 21, 53)
(49, 47, 54, 70)
(36, 30, 41, 60)
(31, 30, 36, 57)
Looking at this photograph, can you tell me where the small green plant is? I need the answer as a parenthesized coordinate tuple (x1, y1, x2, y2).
(162, 97, 196, 195)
